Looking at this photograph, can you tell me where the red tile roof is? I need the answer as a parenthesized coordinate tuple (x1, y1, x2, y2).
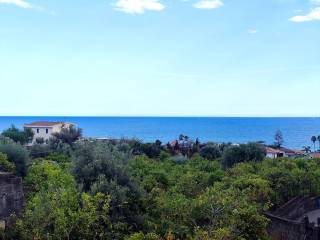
(280, 147, 304, 155)
(265, 147, 284, 154)
(169, 140, 178, 146)
(24, 121, 65, 127)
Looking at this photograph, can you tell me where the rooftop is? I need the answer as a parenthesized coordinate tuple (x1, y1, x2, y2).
(24, 121, 71, 127)
(280, 147, 305, 155)
(265, 147, 284, 154)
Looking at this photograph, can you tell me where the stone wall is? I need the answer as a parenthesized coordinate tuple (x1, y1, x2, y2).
(272, 196, 320, 220)
(267, 197, 320, 240)
(0, 172, 24, 224)
(266, 213, 308, 240)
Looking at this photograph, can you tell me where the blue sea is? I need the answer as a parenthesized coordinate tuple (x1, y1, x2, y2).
(0, 117, 319, 149)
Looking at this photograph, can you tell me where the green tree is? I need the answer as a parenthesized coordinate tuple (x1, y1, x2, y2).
(221, 143, 265, 169)
(35, 137, 44, 144)
(311, 136, 317, 152)
(200, 143, 221, 161)
(0, 142, 29, 177)
(52, 126, 82, 145)
(1, 125, 34, 145)
(16, 159, 111, 240)
(29, 143, 51, 158)
(0, 152, 15, 173)
(274, 130, 284, 149)
(72, 142, 143, 238)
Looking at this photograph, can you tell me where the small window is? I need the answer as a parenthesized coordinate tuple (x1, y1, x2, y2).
(37, 128, 39, 133)
(46, 129, 48, 134)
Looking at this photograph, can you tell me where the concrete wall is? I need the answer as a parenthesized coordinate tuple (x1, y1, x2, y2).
(0, 173, 24, 223)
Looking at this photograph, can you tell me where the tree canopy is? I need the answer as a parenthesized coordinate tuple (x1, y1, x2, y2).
(3, 136, 320, 240)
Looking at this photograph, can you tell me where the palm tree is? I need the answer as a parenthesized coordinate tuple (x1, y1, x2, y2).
(317, 136, 320, 152)
(311, 136, 317, 152)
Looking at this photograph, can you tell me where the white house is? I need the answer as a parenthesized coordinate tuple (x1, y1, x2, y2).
(265, 147, 285, 159)
(265, 147, 304, 159)
(24, 121, 74, 144)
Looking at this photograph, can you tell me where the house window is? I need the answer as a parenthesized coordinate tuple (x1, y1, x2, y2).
(37, 128, 39, 133)
(46, 129, 48, 134)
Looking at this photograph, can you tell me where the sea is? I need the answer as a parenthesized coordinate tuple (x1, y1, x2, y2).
(0, 117, 319, 150)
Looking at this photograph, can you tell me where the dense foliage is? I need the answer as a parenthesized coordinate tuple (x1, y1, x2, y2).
(72, 142, 144, 238)
(1, 131, 320, 240)
(0, 140, 29, 177)
(14, 157, 111, 240)
(0, 152, 15, 173)
(1, 125, 34, 145)
(221, 143, 265, 169)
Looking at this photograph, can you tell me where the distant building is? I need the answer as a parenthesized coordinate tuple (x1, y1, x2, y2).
(280, 147, 305, 159)
(265, 147, 285, 159)
(266, 146, 305, 159)
(24, 121, 74, 144)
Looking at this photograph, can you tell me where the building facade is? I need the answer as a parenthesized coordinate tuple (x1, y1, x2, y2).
(24, 121, 74, 144)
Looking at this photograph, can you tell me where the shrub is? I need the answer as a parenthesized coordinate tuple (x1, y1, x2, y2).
(1, 125, 34, 145)
(35, 137, 44, 144)
(200, 143, 222, 160)
(171, 155, 188, 164)
(221, 143, 265, 169)
(17, 160, 111, 240)
(72, 142, 143, 237)
(0, 142, 29, 177)
(52, 126, 82, 145)
(0, 152, 15, 173)
(29, 144, 51, 159)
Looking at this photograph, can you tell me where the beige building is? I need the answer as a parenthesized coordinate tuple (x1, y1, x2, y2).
(24, 121, 74, 144)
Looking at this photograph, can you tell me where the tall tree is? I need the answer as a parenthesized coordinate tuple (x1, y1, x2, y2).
(51, 126, 82, 145)
(1, 125, 34, 145)
(303, 146, 311, 153)
(317, 136, 320, 151)
(274, 130, 284, 149)
(311, 136, 317, 152)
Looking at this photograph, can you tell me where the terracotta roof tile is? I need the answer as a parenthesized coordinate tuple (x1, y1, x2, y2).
(24, 121, 65, 127)
(265, 147, 284, 154)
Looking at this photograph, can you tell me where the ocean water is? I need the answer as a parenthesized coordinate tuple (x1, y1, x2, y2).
(0, 117, 319, 149)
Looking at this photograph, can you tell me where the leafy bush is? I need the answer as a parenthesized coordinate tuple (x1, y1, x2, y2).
(7, 136, 320, 240)
(29, 144, 51, 159)
(0, 135, 15, 145)
(200, 143, 222, 160)
(0, 142, 29, 177)
(1, 125, 34, 145)
(0, 152, 15, 173)
(52, 126, 82, 145)
(72, 142, 143, 238)
(170, 154, 188, 164)
(35, 137, 44, 144)
(16, 160, 111, 240)
(126, 232, 161, 240)
(221, 143, 265, 169)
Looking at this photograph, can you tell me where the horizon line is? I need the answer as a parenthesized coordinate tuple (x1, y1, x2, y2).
(0, 115, 319, 118)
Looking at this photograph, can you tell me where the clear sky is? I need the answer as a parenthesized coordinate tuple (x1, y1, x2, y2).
(0, 0, 319, 116)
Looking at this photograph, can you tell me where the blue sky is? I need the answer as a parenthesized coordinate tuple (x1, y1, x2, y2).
(0, 0, 319, 116)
